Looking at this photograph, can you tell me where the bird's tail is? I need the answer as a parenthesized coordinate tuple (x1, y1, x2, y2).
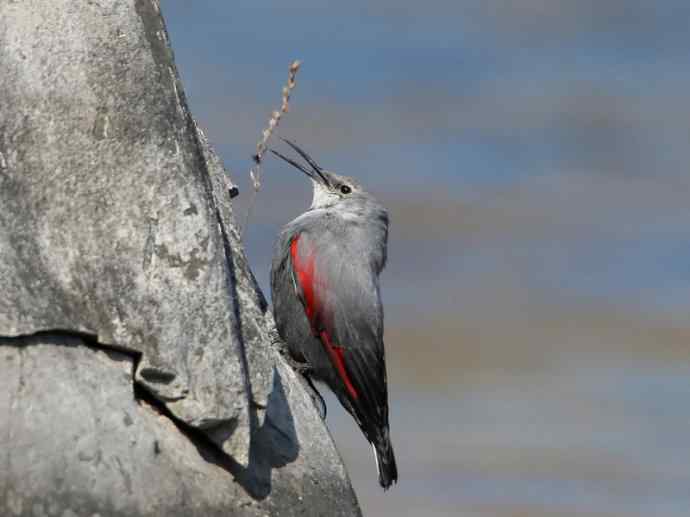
(372, 429, 398, 490)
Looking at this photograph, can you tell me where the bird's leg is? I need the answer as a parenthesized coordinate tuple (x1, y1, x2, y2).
(279, 354, 326, 419)
(270, 327, 303, 367)
(269, 326, 326, 418)
(284, 355, 311, 375)
(273, 339, 311, 374)
(280, 354, 327, 419)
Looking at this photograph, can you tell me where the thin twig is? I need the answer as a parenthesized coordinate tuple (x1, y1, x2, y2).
(242, 60, 301, 235)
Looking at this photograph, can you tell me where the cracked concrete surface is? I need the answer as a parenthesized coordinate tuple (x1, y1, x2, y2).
(0, 334, 360, 516)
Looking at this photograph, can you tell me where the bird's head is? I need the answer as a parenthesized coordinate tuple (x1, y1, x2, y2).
(270, 139, 376, 210)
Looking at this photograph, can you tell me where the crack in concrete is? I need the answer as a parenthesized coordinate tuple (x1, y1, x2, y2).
(0, 330, 241, 474)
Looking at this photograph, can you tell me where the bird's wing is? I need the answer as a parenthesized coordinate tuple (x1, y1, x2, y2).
(289, 229, 388, 425)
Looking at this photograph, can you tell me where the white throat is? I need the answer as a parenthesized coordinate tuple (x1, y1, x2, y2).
(310, 180, 338, 209)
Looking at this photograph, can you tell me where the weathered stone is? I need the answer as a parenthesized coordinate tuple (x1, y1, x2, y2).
(0, 335, 360, 516)
(0, 0, 361, 514)
(0, 0, 248, 455)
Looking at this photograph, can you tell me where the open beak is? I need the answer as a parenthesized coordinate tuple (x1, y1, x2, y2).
(270, 138, 331, 187)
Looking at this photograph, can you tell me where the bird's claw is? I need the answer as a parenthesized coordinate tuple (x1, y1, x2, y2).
(273, 340, 326, 418)
(283, 360, 326, 418)
(280, 350, 311, 375)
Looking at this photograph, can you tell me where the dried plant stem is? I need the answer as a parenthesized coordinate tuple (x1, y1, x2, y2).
(242, 60, 301, 235)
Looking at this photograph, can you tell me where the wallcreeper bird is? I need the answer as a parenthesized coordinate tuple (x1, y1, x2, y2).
(270, 139, 398, 489)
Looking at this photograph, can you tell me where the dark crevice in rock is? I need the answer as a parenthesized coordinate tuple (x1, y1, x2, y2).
(138, 366, 177, 385)
(216, 206, 255, 408)
(132, 364, 300, 502)
(0, 329, 286, 501)
(132, 375, 247, 479)
(0, 330, 242, 471)
(0, 329, 141, 364)
(204, 209, 299, 499)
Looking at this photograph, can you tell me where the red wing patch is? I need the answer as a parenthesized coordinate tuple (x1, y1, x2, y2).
(320, 331, 359, 400)
(290, 235, 318, 325)
(291, 235, 359, 400)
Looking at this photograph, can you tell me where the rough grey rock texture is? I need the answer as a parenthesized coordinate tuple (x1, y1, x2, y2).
(0, 0, 248, 454)
(0, 335, 360, 516)
(0, 0, 361, 514)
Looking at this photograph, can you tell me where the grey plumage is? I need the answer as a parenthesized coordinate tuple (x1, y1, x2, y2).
(270, 139, 398, 489)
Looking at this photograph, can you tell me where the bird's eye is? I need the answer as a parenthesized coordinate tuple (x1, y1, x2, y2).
(340, 185, 352, 194)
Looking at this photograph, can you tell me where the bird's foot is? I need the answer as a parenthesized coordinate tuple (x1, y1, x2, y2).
(280, 350, 311, 375)
(270, 333, 326, 418)
(271, 332, 299, 363)
(273, 338, 312, 374)
(283, 359, 327, 419)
